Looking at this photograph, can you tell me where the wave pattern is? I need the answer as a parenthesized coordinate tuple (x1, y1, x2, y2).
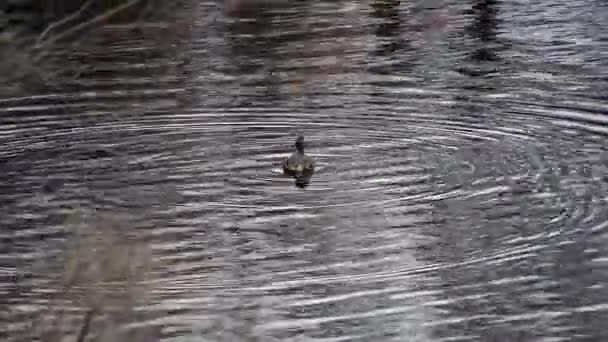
(1, 0, 608, 341)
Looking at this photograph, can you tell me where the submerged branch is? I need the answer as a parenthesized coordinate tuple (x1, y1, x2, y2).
(36, 0, 95, 45)
(75, 308, 97, 342)
(35, 0, 143, 49)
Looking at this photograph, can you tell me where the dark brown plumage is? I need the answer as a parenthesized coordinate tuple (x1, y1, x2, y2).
(282, 135, 315, 178)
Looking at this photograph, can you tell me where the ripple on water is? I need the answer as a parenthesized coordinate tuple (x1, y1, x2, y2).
(2, 1, 608, 341)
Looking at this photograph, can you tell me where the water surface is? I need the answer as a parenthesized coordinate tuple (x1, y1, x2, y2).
(1, 0, 608, 341)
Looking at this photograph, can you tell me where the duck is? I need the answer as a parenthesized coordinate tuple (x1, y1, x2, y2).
(282, 135, 315, 178)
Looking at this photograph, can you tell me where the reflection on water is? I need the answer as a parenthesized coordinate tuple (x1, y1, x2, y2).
(1, 0, 608, 341)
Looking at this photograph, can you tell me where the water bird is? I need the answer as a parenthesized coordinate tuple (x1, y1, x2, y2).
(283, 135, 315, 179)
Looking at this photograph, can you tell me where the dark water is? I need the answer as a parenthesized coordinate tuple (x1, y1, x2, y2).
(2, 0, 608, 341)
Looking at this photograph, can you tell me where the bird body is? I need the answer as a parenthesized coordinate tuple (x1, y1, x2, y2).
(282, 136, 315, 178)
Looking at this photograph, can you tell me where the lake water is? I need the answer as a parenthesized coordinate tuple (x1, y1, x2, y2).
(1, 0, 608, 341)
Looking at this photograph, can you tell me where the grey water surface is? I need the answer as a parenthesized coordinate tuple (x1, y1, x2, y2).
(1, 0, 608, 341)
